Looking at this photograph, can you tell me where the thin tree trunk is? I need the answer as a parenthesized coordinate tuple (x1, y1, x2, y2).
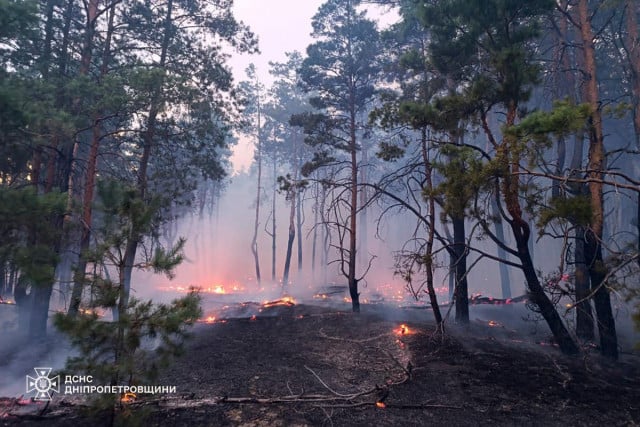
(491, 199, 511, 298)
(421, 128, 443, 326)
(311, 181, 319, 276)
(251, 83, 262, 286)
(271, 157, 277, 282)
(282, 190, 296, 292)
(296, 185, 303, 273)
(348, 95, 359, 312)
(118, 0, 174, 318)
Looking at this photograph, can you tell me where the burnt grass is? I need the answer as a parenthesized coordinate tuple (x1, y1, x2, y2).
(5, 303, 640, 426)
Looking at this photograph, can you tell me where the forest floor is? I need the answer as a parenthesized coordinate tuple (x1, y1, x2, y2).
(2, 302, 640, 426)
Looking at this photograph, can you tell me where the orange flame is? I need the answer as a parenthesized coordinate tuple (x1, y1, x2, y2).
(376, 401, 386, 408)
(121, 392, 136, 403)
(395, 324, 411, 335)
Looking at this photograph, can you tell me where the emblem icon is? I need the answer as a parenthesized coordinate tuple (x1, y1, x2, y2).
(26, 367, 59, 401)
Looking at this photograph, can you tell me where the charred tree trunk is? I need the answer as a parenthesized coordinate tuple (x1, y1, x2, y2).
(574, 225, 594, 339)
(452, 215, 469, 324)
(347, 92, 359, 313)
(442, 224, 455, 300)
(515, 222, 578, 355)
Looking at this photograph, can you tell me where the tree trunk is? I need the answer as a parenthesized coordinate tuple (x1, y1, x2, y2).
(625, 0, 640, 146)
(452, 215, 469, 323)
(491, 199, 511, 298)
(502, 103, 578, 355)
(282, 190, 296, 292)
(68, 4, 116, 316)
(421, 128, 443, 326)
(348, 96, 359, 312)
(119, 0, 174, 316)
(271, 158, 277, 282)
(574, 225, 594, 339)
(442, 224, 455, 300)
(577, 0, 618, 359)
(311, 181, 319, 276)
(251, 88, 262, 286)
(516, 226, 579, 355)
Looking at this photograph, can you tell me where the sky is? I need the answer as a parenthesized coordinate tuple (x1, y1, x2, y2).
(227, 0, 398, 173)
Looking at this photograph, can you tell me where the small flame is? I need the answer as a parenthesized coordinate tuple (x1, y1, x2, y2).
(488, 320, 499, 327)
(250, 315, 257, 321)
(205, 316, 216, 324)
(395, 324, 410, 335)
(376, 401, 386, 408)
(121, 392, 136, 403)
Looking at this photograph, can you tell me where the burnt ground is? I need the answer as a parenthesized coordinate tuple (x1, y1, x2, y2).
(2, 303, 640, 426)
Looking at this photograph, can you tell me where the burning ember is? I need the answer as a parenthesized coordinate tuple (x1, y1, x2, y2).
(0, 296, 15, 305)
(488, 320, 500, 327)
(376, 401, 386, 408)
(120, 392, 136, 404)
(394, 324, 411, 336)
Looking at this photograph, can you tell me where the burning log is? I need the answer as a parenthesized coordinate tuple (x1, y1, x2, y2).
(261, 296, 296, 308)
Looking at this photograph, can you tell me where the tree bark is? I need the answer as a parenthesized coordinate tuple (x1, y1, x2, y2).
(68, 3, 116, 317)
(577, 0, 618, 359)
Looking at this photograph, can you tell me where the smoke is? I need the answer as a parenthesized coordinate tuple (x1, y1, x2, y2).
(0, 325, 73, 397)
